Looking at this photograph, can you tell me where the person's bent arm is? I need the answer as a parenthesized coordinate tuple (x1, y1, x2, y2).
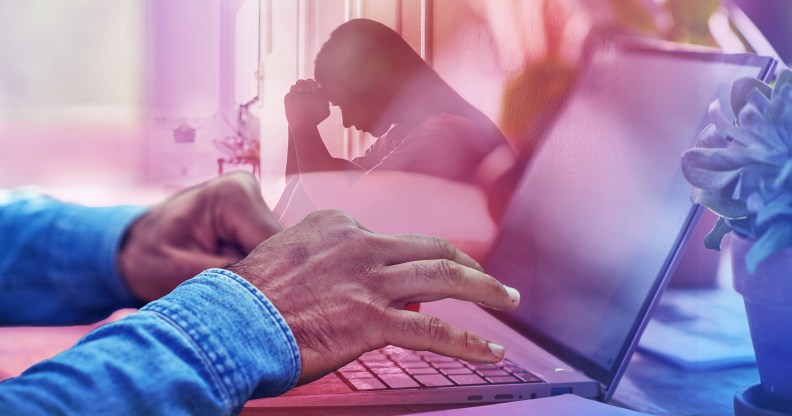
(0, 189, 147, 325)
(0, 209, 518, 414)
(288, 124, 362, 173)
(0, 269, 300, 416)
(0, 172, 281, 326)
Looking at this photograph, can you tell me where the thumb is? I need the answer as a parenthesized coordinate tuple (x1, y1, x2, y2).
(221, 199, 284, 252)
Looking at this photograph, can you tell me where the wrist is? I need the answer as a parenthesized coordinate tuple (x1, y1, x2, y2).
(52, 203, 149, 310)
(142, 269, 301, 400)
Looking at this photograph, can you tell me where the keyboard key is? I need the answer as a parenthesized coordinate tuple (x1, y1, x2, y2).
(420, 352, 457, 362)
(485, 375, 521, 384)
(433, 361, 465, 369)
(348, 378, 387, 390)
(379, 374, 420, 389)
(406, 367, 440, 375)
(361, 361, 393, 368)
(414, 374, 454, 387)
(370, 367, 407, 375)
(468, 363, 502, 371)
(360, 354, 388, 363)
(382, 346, 407, 354)
(365, 361, 398, 368)
(395, 354, 425, 362)
(401, 361, 431, 369)
(386, 347, 424, 362)
(340, 371, 375, 379)
(441, 367, 474, 375)
(339, 362, 367, 372)
(512, 371, 544, 383)
(449, 374, 487, 385)
(477, 369, 511, 377)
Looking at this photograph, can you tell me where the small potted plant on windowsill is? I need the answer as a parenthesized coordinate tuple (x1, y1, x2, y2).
(682, 68, 792, 414)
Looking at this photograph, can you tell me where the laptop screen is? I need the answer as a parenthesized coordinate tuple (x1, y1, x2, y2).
(484, 35, 773, 395)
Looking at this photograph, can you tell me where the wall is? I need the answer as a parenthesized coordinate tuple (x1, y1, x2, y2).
(0, 0, 145, 194)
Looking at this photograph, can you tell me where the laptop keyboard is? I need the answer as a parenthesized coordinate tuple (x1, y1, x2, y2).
(337, 346, 544, 391)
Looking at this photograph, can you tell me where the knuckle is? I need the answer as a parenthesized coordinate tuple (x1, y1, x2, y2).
(327, 226, 363, 245)
(352, 249, 382, 278)
(431, 237, 456, 260)
(426, 316, 446, 341)
(305, 209, 351, 225)
(302, 210, 335, 227)
(360, 296, 387, 325)
(399, 314, 423, 337)
(437, 259, 461, 281)
(463, 331, 477, 353)
(213, 172, 257, 197)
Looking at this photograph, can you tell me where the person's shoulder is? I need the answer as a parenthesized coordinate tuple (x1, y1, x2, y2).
(406, 113, 482, 144)
(419, 112, 479, 132)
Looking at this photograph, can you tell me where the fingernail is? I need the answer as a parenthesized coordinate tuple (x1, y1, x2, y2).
(488, 342, 505, 358)
(505, 286, 520, 305)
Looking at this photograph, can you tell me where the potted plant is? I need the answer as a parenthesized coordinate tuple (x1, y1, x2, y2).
(682, 68, 792, 414)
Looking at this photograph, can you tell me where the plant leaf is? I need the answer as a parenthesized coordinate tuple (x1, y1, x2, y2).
(774, 159, 792, 189)
(756, 193, 792, 226)
(695, 123, 729, 148)
(727, 217, 757, 239)
(681, 148, 744, 190)
(684, 147, 751, 171)
(709, 100, 756, 146)
(774, 68, 792, 91)
(739, 103, 786, 152)
(769, 83, 792, 123)
(771, 84, 792, 147)
(745, 222, 792, 273)
(704, 216, 733, 251)
(731, 77, 772, 115)
(691, 188, 750, 218)
(747, 88, 771, 114)
(746, 192, 765, 213)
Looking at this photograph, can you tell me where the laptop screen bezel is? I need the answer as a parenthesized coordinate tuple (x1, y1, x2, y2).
(483, 33, 776, 401)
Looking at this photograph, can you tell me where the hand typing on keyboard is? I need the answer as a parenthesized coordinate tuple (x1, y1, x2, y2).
(229, 210, 521, 385)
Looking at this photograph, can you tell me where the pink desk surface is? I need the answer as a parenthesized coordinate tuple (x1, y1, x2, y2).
(0, 311, 452, 415)
(0, 311, 757, 415)
(0, 309, 135, 381)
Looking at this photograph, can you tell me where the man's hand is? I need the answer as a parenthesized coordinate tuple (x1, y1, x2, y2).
(228, 210, 520, 384)
(284, 79, 330, 127)
(119, 172, 282, 302)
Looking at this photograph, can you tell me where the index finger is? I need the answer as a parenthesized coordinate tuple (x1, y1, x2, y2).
(382, 310, 504, 364)
(378, 234, 483, 272)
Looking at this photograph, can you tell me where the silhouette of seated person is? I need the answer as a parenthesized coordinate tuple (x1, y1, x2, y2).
(281, 19, 520, 225)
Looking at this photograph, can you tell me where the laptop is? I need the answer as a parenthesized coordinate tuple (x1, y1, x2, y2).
(248, 33, 775, 408)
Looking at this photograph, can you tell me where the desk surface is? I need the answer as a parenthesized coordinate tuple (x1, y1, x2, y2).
(238, 352, 758, 416)
(0, 316, 757, 416)
(614, 353, 757, 415)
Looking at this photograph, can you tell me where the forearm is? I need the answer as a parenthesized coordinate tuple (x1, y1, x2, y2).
(0, 269, 300, 416)
(0, 191, 146, 325)
(285, 130, 299, 178)
(289, 124, 363, 173)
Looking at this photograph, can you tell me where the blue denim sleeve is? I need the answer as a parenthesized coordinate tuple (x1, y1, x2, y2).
(0, 189, 147, 325)
(0, 269, 302, 415)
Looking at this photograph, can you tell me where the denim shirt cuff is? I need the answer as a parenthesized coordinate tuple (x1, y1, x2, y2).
(49, 204, 148, 309)
(142, 269, 301, 408)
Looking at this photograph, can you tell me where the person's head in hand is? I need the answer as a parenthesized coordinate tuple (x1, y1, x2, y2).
(286, 19, 466, 138)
